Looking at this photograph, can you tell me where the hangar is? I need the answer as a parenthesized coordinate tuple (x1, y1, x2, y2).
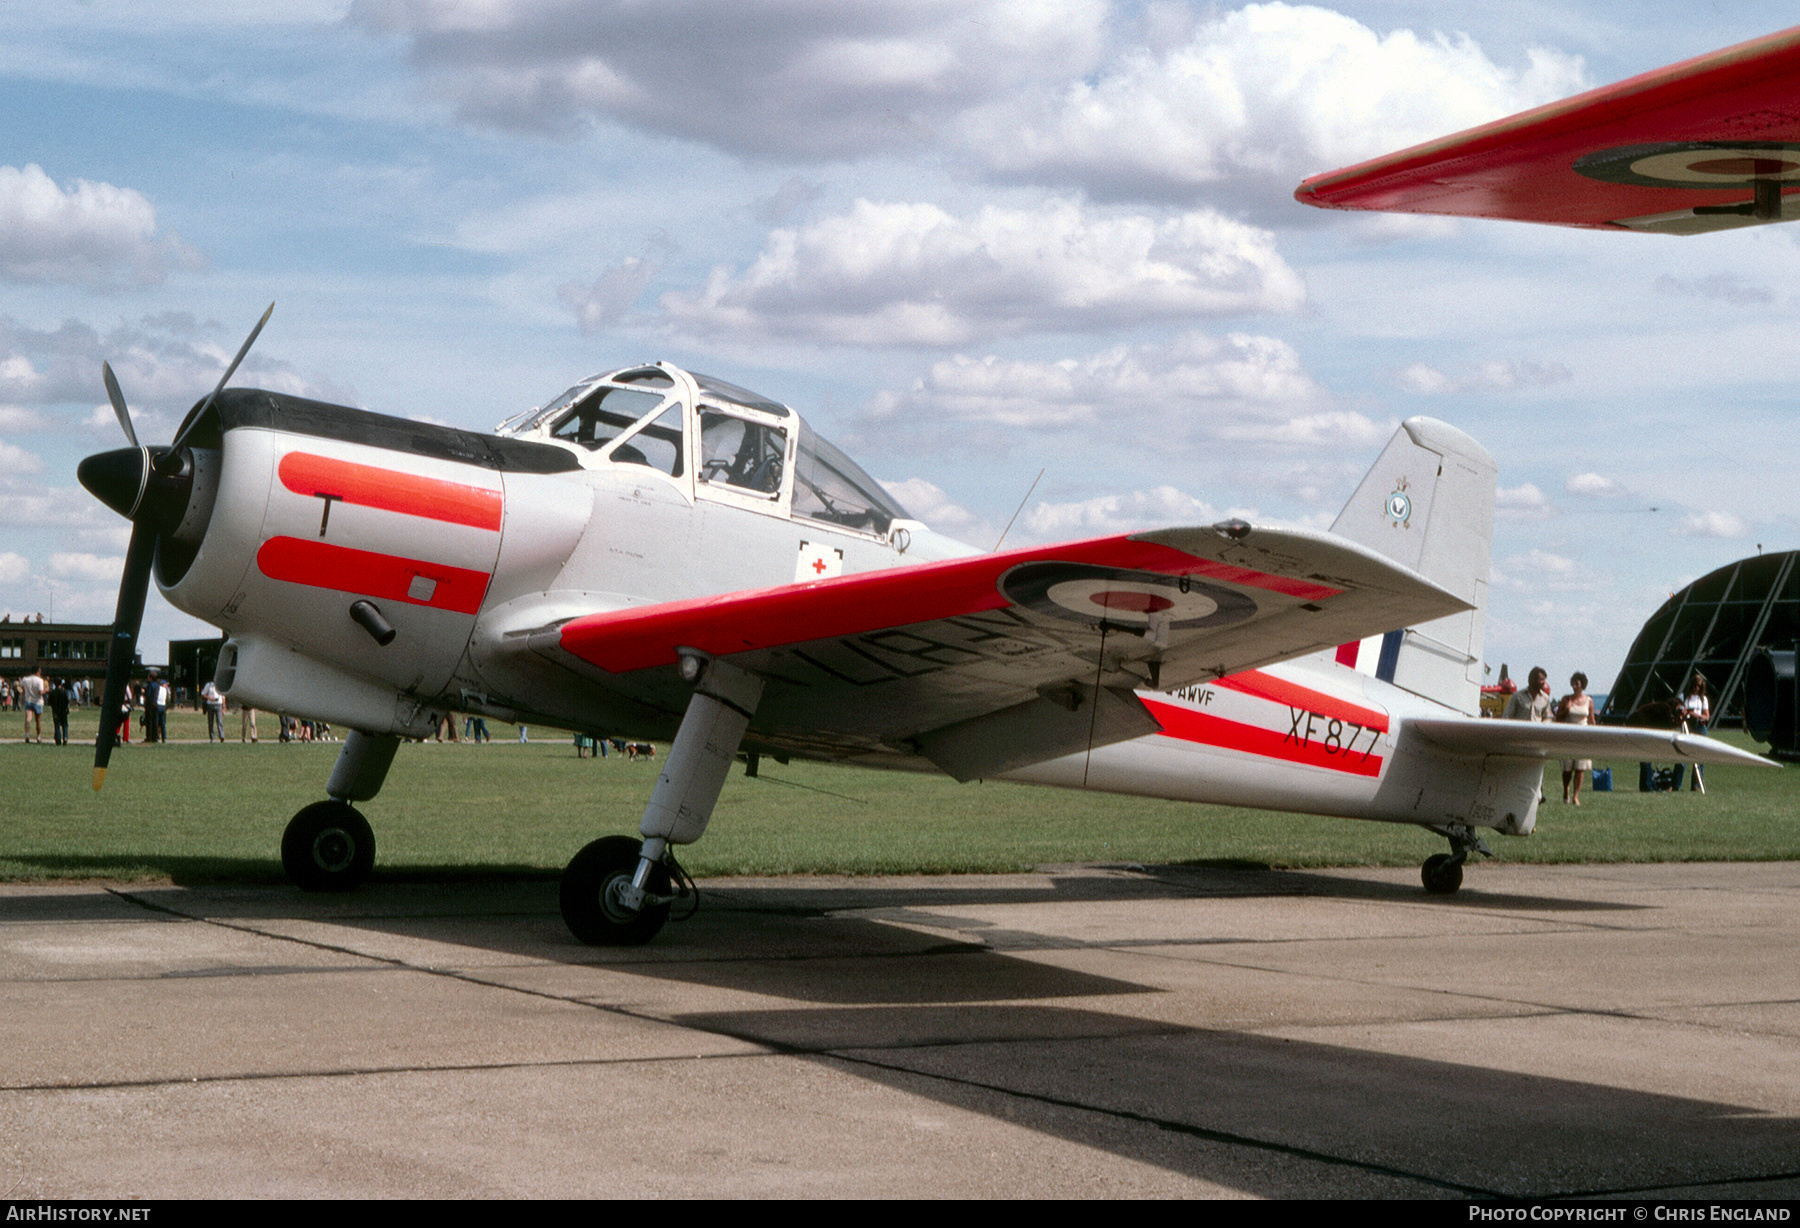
(1602, 549, 1800, 753)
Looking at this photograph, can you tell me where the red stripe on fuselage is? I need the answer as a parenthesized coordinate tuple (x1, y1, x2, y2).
(256, 536, 491, 615)
(279, 452, 503, 531)
(1212, 668, 1388, 731)
(1143, 698, 1386, 777)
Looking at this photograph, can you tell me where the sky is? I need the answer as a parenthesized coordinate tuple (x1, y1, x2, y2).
(1, 0, 1796, 696)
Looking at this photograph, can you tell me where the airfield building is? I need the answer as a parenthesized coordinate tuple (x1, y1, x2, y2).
(0, 618, 111, 685)
(1603, 549, 1800, 754)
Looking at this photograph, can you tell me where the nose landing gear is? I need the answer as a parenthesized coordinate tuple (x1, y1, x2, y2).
(282, 800, 375, 892)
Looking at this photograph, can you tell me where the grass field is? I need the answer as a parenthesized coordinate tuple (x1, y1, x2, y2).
(2, 707, 1795, 884)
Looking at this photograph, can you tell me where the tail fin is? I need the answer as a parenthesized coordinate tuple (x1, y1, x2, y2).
(1329, 418, 1496, 715)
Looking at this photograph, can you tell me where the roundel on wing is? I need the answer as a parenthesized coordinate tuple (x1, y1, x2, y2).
(1573, 142, 1800, 188)
(1000, 562, 1257, 630)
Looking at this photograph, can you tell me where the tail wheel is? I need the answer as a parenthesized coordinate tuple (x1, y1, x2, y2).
(282, 801, 375, 892)
(1421, 852, 1464, 895)
(560, 836, 672, 946)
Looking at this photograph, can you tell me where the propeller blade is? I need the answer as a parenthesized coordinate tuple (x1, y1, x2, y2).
(101, 362, 138, 448)
(211, 301, 273, 406)
(92, 521, 157, 791)
(170, 300, 275, 450)
(172, 303, 273, 451)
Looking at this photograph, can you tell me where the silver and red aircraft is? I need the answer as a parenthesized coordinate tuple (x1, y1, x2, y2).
(77, 26, 1787, 946)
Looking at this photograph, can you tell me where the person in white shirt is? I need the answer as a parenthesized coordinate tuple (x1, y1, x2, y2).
(201, 679, 225, 742)
(18, 666, 45, 743)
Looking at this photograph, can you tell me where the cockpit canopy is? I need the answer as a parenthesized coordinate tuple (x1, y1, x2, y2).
(500, 363, 910, 536)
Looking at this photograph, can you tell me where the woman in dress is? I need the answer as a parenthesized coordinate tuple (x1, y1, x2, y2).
(1558, 672, 1597, 804)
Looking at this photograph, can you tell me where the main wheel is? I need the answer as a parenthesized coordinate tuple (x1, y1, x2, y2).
(560, 836, 672, 946)
(1421, 852, 1463, 895)
(282, 801, 375, 892)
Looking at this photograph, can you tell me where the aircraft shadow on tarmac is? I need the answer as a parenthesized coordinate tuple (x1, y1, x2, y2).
(4, 856, 1651, 921)
(32, 872, 1799, 1200)
(732, 1003, 1800, 1200)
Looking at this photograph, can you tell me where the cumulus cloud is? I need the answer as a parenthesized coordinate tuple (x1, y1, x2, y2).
(1507, 547, 1578, 577)
(1566, 472, 1617, 497)
(860, 329, 1349, 459)
(78, 524, 132, 553)
(662, 199, 1304, 346)
(0, 552, 27, 583)
(1397, 363, 1452, 395)
(965, 4, 1586, 206)
(1496, 482, 1551, 518)
(350, 0, 1108, 157)
(1677, 510, 1747, 538)
(1234, 409, 1389, 446)
(0, 406, 49, 432)
(0, 164, 201, 289)
(1019, 485, 1245, 542)
(1495, 547, 1597, 593)
(0, 488, 114, 529)
(910, 329, 1357, 438)
(0, 314, 326, 422)
(49, 552, 124, 582)
(1396, 358, 1571, 395)
(0, 439, 43, 477)
(878, 476, 992, 545)
(352, 2, 1584, 215)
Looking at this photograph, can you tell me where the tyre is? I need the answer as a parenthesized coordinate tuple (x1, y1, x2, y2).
(282, 801, 375, 892)
(1421, 852, 1463, 895)
(560, 836, 672, 945)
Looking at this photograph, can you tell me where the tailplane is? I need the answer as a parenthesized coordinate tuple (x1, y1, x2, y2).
(1328, 418, 1496, 715)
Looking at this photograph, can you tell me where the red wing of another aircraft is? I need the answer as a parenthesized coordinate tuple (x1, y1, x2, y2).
(536, 524, 1468, 779)
(1296, 25, 1800, 234)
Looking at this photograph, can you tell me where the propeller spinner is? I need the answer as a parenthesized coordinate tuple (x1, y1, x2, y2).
(77, 304, 272, 790)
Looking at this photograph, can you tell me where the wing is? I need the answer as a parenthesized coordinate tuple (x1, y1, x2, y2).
(1296, 26, 1800, 235)
(523, 523, 1470, 779)
(1408, 719, 1776, 767)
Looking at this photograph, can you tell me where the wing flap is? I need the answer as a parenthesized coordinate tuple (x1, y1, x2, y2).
(1296, 26, 1800, 233)
(916, 684, 1161, 782)
(1407, 719, 1776, 767)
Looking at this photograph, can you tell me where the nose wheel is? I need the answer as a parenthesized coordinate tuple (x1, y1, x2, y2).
(282, 800, 376, 892)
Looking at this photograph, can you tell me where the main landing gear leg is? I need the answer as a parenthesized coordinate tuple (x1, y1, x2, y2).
(560, 655, 765, 945)
(1421, 822, 1492, 895)
(282, 731, 399, 892)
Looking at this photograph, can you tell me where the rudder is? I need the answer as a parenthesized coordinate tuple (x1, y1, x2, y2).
(1329, 418, 1495, 715)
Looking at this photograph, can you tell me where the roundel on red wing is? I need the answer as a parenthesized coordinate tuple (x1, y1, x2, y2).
(1573, 142, 1800, 188)
(999, 562, 1257, 630)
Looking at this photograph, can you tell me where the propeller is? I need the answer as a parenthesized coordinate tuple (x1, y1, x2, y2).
(101, 363, 137, 449)
(78, 304, 273, 790)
